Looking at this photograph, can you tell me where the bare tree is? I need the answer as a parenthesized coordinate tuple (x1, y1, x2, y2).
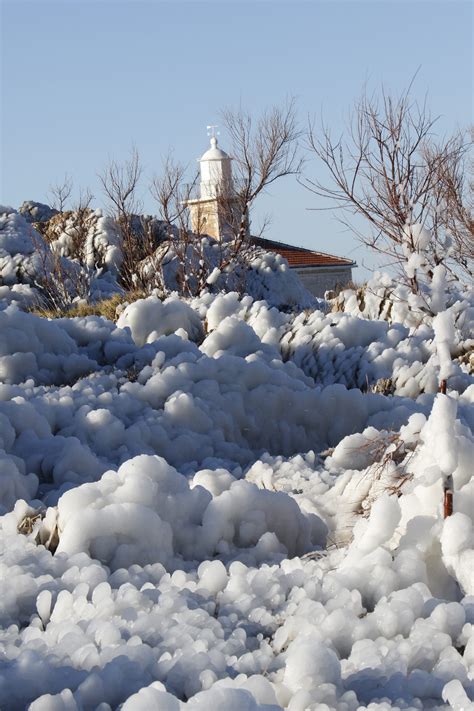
(303, 86, 472, 292)
(221, 99, 303, 247)
(149, 155, 201, 295)
(48, 175, 73, 212)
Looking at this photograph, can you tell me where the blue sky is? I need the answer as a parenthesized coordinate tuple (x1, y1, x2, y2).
(1, 0, 472, 279)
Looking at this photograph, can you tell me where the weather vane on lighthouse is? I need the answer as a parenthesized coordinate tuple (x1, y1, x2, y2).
(207, 125, 219, 141)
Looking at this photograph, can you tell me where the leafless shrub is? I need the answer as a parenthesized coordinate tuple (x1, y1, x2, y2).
(43, 189, 94, 262)
(351, 431, 414, 522)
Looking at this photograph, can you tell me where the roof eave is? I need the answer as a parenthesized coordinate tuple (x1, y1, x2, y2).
(290, 261, 357, 270)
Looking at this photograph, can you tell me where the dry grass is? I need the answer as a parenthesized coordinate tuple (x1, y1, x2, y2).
(28, 290, 147, 321)
(17, 510, 44, 535)
(17, 508, 59, 554)
(330, 282, 365, 313)
(370, 377, 395, 396)
(355, 431, 415, 520)
(334, 280, 361, 296)
(455, 345, 474, 374)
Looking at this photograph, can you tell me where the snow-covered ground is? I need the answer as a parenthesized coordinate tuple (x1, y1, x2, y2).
(1, 205, 474, 710)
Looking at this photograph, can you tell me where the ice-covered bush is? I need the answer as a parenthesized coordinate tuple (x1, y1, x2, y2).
(139, 236, 316, 308)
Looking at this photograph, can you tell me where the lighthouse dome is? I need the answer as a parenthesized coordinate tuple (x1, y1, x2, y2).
(200, 136, 231, 162)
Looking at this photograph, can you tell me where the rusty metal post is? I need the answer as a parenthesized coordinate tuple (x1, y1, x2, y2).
(443, 475, 453, 518)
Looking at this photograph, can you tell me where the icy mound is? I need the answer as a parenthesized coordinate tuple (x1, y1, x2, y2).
(2, 290, 468, 512)
(117, 294, 204, 346)
(0, 304, 90, 384)
(0, 449, 38, 515)
(52, 454, 326, 569)
(0, 339, 419, 503)
(1, 483, 473, 710)
(0, 205, 43, 255)
(0, 282, 39, 308)
(0, 304, 138, 385)
(0, 207, 121, 308)
(243, 250, 316, 309)
(0, 277, 473, 709)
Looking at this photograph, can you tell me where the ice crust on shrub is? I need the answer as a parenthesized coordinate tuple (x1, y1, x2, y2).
(117, 294, 204, 346)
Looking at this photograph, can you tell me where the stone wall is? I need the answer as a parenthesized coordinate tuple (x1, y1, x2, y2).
(188, 198, 242, 242)
(293, 266, 353, 297)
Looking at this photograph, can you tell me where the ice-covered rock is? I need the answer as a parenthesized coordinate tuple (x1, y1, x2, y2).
(18, 200, 58, 224)
(0, 206, 50, 286)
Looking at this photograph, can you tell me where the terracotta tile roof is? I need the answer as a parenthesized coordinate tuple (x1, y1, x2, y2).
(251, 237, 356, 268)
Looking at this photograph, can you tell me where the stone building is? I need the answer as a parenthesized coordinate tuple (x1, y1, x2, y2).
(187, 133, 356, 297)
(251, 236, 355, 297)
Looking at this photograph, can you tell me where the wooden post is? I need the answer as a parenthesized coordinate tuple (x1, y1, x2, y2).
(439, 379, 447, 395)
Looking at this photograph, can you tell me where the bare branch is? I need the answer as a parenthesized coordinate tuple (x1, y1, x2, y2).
(48, 175, 73, 212)
(98, 148, 149, 290)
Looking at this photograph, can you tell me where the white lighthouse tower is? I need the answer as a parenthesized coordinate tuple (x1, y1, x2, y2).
(187, 128, 240, 241)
